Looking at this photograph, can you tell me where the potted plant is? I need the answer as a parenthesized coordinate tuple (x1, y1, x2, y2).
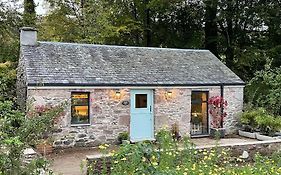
(208, 96, 228, 138)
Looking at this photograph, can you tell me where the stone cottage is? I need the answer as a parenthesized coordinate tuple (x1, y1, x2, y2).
(17, 27, 245, 148)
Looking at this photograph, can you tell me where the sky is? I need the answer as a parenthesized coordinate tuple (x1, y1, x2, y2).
(33, 0, 48, 15)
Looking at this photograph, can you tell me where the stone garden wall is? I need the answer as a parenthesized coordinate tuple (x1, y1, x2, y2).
(27, 86, 243, 148)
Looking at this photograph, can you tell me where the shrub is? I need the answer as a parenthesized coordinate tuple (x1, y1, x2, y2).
(208, 96, 228, 128)
(240, 108, 281, 136)
(0, 101, 64, 174)
(240, 108, 264, 132)
(255, 114, 281, 136)
(117, 132, 129, 144)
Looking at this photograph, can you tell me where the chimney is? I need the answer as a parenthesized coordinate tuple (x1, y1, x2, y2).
(20, 27, 37, 46)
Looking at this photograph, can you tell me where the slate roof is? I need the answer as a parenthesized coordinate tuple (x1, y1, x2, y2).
(21, 41, 244, 86)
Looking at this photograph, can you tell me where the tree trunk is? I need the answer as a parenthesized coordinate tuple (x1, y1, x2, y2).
(204, 0, 218, 57)
(144, 0, 151, 47)
(23, 0, 36, 27)
(225, 0, 235, 68)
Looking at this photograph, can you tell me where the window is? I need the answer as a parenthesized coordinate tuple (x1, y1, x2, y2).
(71, 92, 90, 125)
(135, 94, 147, 108)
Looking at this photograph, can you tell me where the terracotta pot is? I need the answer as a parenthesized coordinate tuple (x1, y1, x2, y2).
(36, 142, 53, 155)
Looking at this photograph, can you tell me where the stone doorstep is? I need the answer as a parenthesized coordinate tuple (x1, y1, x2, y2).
(86, 139, 281, 161)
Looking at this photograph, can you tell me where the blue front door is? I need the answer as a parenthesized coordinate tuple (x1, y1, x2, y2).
(130, 90, 154, 141)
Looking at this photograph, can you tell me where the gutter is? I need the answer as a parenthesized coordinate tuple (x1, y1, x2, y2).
(27, 82, 246, 87)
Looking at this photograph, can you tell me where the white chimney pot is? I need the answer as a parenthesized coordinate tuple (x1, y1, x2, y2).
(20, 27, 37, 46)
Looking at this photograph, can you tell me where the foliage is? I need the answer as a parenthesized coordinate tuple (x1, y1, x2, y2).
(208, 96, 228, 128)
(239, 108, 261, 132)
(0, 1, 21, 63)
(117, 132, 129, 144)
(89, 129, 281, 174)
(0, 101, 64, 174)
(0, 61, 17, 102)
(23, 0, 36, 27)
(255, 113, 281, 137)
(240, 108, 281, 136)
(246, 67, 281, 115)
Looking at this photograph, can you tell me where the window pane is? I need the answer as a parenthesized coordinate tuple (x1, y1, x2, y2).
(71, 93, 90, 124)
(135, 94, 147, 108)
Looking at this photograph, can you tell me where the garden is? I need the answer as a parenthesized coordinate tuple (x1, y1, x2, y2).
(87, 129, 281, 175)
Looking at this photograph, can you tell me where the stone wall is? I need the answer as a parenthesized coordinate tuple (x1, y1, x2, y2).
(223, 86, 244, 134)
(154, 89, 191, 136)
(16, 51, 27, 111)
(28, 88, 130, 148)
(27, 86, 243, 148)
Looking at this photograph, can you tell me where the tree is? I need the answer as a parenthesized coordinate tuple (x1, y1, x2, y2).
(23, 0, 36, 27)
(0, 1, 21, 62)
(204, 0, 219, 57)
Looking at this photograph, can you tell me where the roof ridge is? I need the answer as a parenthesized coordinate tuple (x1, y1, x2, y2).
(38, 41, 210, 52)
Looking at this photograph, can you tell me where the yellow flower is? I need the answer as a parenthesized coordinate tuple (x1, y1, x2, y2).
(114, 160, 118, 164)
(121, 157, 127, 161)
(152, 162, 158, 166)
(192, 164, 196, 170)
(98, 145, 106, 150)
(183, 172, 188, 175)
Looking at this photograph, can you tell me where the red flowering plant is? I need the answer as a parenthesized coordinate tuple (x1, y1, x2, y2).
(208, 96, 228, 129)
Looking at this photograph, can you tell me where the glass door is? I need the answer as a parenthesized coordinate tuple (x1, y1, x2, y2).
(190, 91, 208, 136)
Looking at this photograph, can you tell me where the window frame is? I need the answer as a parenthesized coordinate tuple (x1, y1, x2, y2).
(135, 94, 148, 109)
(70, 92, 90, 126)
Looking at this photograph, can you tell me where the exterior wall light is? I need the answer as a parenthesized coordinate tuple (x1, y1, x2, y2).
(166, 91, 172, 99)
(115, 91, 121, 99)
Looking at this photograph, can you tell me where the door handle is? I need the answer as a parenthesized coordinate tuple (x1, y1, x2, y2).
(150, 106, 152, 112)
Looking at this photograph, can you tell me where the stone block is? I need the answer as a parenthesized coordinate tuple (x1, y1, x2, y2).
(78, 133, 87, 138)
(86, 140, 101, 147)
(103, 130, 113, 134)
(89, 135, 96, 140)
(63, 140, 73, 145)
(118, 115, 130, 126)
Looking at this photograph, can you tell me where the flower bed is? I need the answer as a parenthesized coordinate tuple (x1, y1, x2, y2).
(86, 130, 281, 175)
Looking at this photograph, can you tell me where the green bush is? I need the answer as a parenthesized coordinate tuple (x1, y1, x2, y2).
(240, 108, 265, 132)
(0, 101, 64, 174)
(117, 132, 129, 144)
(240, 108, 281, 136)
(255, 114, 281, 136)
(246, 67, 281, 115)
